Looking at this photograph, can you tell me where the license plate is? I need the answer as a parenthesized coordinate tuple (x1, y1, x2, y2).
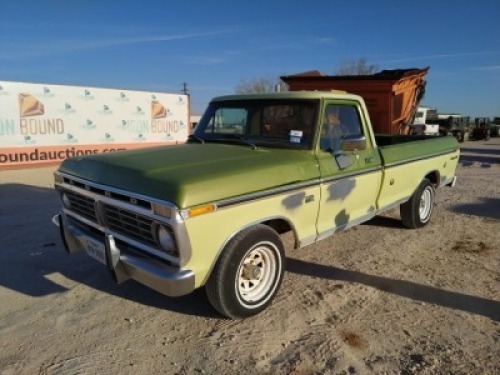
(83, 236, 106, 265)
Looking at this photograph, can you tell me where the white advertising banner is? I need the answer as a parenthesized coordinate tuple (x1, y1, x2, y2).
(0, 81, 189, 169)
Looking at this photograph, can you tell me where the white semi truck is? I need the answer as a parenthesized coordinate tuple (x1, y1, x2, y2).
(410, 106, 440, 136)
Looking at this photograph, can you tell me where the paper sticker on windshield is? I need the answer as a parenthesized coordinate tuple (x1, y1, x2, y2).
(289, 130, 303, 144)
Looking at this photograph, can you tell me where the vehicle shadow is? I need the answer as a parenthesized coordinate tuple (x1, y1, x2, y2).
(450, 197, 500, 220)
(460, 146, 500, 155)
(459, 155, 497, 167)
(459, 145, 500, 166)
(0, 183, 218, 318)
(286, 257, 500, 322)
(362, 215, 403, 229)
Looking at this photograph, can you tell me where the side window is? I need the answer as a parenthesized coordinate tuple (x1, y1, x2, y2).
(203, 108, 247, 135)
(320, 104, 363, 152)
(339, 105, 363, 137)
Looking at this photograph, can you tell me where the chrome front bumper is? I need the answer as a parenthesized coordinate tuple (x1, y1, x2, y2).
(52, 214, 195, 297)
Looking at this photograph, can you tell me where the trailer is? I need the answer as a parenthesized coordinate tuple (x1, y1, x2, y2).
(434, 114, 470, 143)
(471, 117, 491, 141)
(491, 117, 500, 137)
(281, 67, 429, 135)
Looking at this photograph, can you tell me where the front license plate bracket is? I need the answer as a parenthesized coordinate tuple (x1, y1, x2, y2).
(83, 236, 106, 265)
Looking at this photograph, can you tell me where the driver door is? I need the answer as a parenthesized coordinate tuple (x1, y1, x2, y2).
(315, 101, 382, 240)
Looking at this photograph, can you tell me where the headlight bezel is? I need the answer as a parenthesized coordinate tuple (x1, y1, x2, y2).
(153, 223, 178, 256)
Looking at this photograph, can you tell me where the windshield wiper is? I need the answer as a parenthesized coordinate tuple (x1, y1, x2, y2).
(187, 134, 205, 144)
(237, 136, 257, 150)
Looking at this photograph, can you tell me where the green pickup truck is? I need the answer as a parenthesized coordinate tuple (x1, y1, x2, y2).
(53, 91, 459, 318)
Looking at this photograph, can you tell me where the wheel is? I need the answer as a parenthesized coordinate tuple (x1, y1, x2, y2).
(485, 130, 491, 141)
(456, 131, 465, 143)
(400, 179, 435, 229)
(205, 224, 285, 319)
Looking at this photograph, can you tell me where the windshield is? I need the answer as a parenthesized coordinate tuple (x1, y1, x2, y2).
(192, 99, 318, 149)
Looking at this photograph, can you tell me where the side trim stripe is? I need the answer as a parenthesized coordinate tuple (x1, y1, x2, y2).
(382, 149, 458, 168)
(216, 167, 383, 208)
(214, 149, 457, 209)
(216, 179, 321, 208)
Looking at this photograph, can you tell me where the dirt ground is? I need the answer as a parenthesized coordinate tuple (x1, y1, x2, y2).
(1, 138, 499, 375)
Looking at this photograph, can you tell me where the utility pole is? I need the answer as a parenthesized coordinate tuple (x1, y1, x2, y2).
(181, 82, 192, 131)
(181, 82, 189, 95)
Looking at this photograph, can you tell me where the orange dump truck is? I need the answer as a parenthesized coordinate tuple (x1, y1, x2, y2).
(281, 67, 429, 135)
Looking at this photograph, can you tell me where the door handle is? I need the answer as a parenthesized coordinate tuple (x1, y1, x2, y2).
(365, 156, 375, 163)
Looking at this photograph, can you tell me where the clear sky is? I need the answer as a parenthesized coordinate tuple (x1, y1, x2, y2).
(1, 0, 499, 118)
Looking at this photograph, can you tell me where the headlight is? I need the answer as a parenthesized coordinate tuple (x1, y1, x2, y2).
(156, 225, 177, 256)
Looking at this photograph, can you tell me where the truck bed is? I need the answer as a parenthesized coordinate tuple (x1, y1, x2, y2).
(374, 134, 459, 212)
(375, 134, 458, 166)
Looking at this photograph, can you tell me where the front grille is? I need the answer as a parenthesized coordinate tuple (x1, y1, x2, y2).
(58, 178, 177, 259)
(63, 176, 151, 210)
(102, 204, 157, 247)
(65, 190, 97, 222)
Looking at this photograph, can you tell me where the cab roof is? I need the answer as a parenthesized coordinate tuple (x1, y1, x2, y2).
(211, 90, 364, 103)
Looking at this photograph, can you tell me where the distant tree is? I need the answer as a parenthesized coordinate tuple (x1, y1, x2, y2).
(335, 58, 379, 75)
(234, 77, 287, 94)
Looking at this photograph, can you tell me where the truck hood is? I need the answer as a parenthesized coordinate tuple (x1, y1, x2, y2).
(58, 143, 319, 208)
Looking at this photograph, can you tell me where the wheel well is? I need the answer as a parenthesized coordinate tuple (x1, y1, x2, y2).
(425, 171, 439, 187)
(263, 218, 298, 249)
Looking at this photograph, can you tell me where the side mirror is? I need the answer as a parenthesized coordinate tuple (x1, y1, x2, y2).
(334, 153, 357, 170)
(341, 136, 366, 152)
(333, 136, 365, 169)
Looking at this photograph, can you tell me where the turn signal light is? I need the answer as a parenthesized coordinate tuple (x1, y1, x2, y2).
(182, 204, 216, 219)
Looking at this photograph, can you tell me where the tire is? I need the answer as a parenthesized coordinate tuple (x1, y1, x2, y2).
(205, 224, 285, 319)
(485, 130, 491, 141)
(400, 179, 436, 229)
